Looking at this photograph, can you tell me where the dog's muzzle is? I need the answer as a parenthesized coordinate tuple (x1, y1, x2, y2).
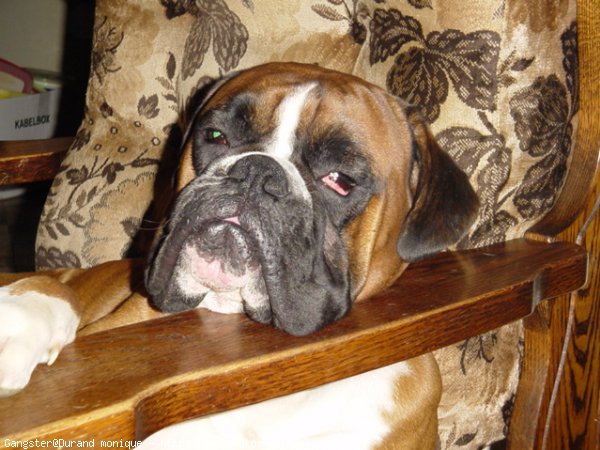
(146, 153, 352, 336)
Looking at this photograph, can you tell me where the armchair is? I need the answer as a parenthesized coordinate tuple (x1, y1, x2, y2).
(0, 0, 598, 448)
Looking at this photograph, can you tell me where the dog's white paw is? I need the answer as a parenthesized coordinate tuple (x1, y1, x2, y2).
(0, 285, 78, 396)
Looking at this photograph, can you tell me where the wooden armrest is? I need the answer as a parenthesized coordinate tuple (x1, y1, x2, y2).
(0, 238, 587, 441)
(0, 137, 72, 185)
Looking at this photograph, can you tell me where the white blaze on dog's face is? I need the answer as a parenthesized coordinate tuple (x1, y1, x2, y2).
(145, 63, 478, 336)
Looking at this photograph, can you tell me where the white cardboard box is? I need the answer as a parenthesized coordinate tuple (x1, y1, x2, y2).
(0, 88, 61, 140)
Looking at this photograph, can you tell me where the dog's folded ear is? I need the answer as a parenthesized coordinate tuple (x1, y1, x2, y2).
(397, 110, 479, 262)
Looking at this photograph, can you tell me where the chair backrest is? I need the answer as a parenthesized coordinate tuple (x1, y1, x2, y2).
(36, 0, 579, 268)
(27, 1, 598, 449)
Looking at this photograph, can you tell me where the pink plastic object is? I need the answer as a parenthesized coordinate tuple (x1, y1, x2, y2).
(0, 58, 34, 93)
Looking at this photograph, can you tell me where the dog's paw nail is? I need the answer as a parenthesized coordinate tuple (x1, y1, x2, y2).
(47, 346, 60, 366)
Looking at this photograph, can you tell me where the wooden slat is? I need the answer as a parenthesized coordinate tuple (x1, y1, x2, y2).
(511, 196, 600, 450)
(549, 195, 600, 449)
(0, 137, 72, 185)
(0, 238, 586, 443)
(509, 295, 572, 449)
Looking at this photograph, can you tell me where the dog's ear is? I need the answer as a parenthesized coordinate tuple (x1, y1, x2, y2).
(396, 109, 479, 262)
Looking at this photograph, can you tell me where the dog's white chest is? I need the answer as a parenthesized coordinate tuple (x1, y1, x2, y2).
(139, 360, 411, 449)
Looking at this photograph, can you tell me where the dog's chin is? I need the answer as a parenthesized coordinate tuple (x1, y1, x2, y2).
(149, 221, 271, 322)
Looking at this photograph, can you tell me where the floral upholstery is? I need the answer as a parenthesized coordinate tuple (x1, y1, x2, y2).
(36, 0, 578, 448)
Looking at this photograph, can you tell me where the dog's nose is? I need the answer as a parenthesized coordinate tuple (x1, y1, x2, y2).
(228, 154, 290, 198)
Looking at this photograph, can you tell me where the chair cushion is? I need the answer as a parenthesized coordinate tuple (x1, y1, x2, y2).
(36, 0, 578, 448)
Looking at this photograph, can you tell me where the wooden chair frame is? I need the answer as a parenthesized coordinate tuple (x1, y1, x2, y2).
(0, 2, 597, 447)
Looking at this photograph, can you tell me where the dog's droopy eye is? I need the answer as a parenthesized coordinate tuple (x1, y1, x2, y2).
(206, 129, 229, 146)
(322, 171, 356, 196)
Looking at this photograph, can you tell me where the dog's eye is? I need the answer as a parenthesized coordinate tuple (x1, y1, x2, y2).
(321, 171, 356, 196)
(206, 129, 229, 146)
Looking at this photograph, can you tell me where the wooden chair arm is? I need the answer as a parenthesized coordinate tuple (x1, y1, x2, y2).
(0, 137, 72, 185)
(0, 238, 586, 442)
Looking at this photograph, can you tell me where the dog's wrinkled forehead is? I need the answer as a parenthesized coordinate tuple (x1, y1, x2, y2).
(177, 66, 414, 192)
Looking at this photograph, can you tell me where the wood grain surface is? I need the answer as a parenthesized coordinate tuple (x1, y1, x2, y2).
(550, 5, 600, 446)
(0, 137, 71, 185)
(0, 238, 586, 443)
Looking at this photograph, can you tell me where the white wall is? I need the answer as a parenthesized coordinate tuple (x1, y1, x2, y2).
(0, 0, 67, 73)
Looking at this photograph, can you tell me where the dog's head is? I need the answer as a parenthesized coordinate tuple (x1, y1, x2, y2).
(145, 62, 478, 336)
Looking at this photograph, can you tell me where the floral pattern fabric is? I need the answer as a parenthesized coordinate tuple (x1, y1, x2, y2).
(36, 1, 578, 448)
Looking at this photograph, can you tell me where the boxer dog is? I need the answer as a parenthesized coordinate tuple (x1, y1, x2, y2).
(0, 63, 478, 448)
